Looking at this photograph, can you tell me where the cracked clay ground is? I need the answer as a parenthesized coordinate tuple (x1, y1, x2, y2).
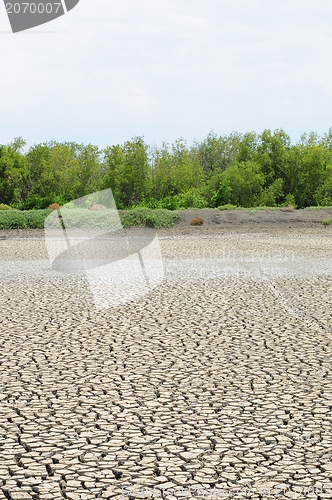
(0, 226, 332, 499)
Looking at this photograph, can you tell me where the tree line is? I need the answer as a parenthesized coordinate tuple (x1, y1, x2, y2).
(1, 129, 332, 210)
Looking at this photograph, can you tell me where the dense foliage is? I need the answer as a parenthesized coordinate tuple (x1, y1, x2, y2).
(0, 208, 179, 230)
(1, 129, 332, 210)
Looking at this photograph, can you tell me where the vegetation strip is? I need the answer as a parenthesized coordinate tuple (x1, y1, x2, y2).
(0, 208, 179, 230)
(2, 129, 332, 211)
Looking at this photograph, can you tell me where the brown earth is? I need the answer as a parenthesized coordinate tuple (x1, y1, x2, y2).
(1, 208, 332, 499)
(167, 208, 332, 236)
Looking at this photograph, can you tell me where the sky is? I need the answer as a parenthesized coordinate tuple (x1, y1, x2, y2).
(1, 0, 332, 149)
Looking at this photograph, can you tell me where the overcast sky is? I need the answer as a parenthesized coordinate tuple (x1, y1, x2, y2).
(1, 0, 332, 148)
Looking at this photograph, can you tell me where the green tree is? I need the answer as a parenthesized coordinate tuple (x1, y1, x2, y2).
(257, 129, 291, 185)
(149, 144, 174, 201)
(259, 178, 284, 206)
(0, 140, 26, 205)
(24, 141, 80, 206)
(103, 144, 126, 207)
(296, 136, 328, 207)
(103, 137, 149, 208)
(211, 161, 265, 207)
(314, 164, 332, 206)
(75, 143, 103, 198)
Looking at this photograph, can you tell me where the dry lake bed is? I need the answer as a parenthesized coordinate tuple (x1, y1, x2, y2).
(0, 210, 332, 499)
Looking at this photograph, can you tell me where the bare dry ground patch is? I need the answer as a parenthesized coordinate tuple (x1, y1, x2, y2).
(0, 210, 332, 499)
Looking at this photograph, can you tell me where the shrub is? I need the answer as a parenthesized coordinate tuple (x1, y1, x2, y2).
(0, 212, 28, 229)
(134, 198, 164, 210)
(259, 178, 284, 207)
(175, 188, 208, 209)
(0, 203, 12, 210)
(0, 208, 180, 230)
(314, 176, 332, 207)
(0, 210, 51, 229)
(120, 208, 179, 228)
(159, 196, 178, 211)
(17, 195, 68, 210)
(211, 161, 265, 208)
(322, 218, 331, 226)
(190, 216, 204, 226)
(145, 214, 157, 228)
(282, 194, 297, 209)
(19, 195, 52, 210)
(48, 203, 60, 210)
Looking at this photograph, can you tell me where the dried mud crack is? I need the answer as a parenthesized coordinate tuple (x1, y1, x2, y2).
(0, 226, 332, 499)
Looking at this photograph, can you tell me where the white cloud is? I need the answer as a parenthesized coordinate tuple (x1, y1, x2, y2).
(0, 0, 332, 147)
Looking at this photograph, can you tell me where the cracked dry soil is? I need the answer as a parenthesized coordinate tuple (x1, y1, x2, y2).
(0, 223, 332, 499)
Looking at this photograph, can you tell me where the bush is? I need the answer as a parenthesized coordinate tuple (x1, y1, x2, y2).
(322, 218, 331, 226)
(18, 195, 52, 210)
(159, 196, 178, 211)
(211, 161, 265, 208)
(282, 194, 297, 209)
(0, 203, 12, 210)
(17, 195, 68, 210)
(46, 209, 119, 230)
(0, 208, 180, 230)
(0, 210, 51, 229)
(190, 216, 204, 226)
(120, 208, 179, 228)
(136, 197, 178, 211)
(48, 203, 60, 210)
(259, 178, 284, 207)
(175, 188, 208, 209)
(314, 175, 332, 207)
(134, 198, 163, 210)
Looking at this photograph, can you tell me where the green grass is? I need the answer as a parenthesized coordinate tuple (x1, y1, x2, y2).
(215, 204, 332, 213)
(0, 208, 179, 230)
(217, 204, 332, 212)
(305, 206, 332, 210)
(218, 205, 291, 212)
(217, 204, 240, 211)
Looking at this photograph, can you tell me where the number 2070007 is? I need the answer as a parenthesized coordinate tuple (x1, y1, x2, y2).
(5, 2, 62, 14)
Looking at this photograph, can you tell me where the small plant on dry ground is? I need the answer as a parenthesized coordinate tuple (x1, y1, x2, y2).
(190, 217, 204, 226)
(322, 218, 331, 226)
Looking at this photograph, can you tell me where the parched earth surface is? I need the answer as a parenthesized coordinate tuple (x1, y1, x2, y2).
(1, 210, 332, 499)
